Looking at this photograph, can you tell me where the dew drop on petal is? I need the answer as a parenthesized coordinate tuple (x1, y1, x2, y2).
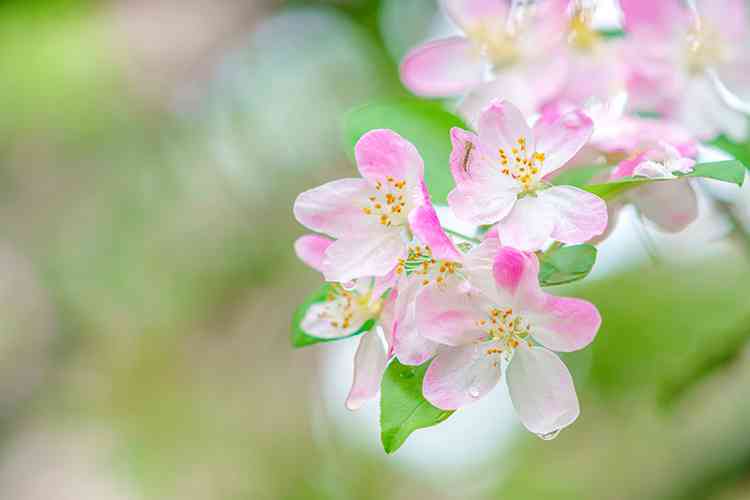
(536, 429, 561, 441)
(468, 385, 480, 398)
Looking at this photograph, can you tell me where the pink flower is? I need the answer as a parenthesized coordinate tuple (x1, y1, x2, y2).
(294, 234, 396, 411)
(447, 100, 607, 251)
(400, 0, 567, 101)
(293, 129, 457, 283)
(416, 245, 601, 436)
(608, 142, 698, 233)
(621, 0, 750, 140)
(391, 235, 502, 366)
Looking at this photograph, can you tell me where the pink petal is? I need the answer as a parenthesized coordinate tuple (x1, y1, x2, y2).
(294, 234, 333, 273)
(379, 289, 397, 352)
(462, 236, 502, 294)
(526, 296, 601, 352)
(447, 170, 520, 226)
(620, 0, 687, 32)
(611, 153, 647, 179)
(532, 110, 594, 177)
(408, 204, 461, 261)
(423, 343, 503, 410)
(293, 178, 374, 238)
(696, 0, 749, 42)
(634, 180, 699, 233)
(322, 229, 406, 282)
(392, 278, 440, 365)
(539, 186, 608, 244)
(449, 127, 480, 184)
(400, 37, 484, 97)
(355, 129, 424, 184)
(440, 0, 508, 33)
(477, 100, 533, 161)
(495, 195, 556, 252)
(506, 344, 580, 435)
(415, 283, 488, 346)
(346, 329, 388, 411)
(491, 246, 545, 309)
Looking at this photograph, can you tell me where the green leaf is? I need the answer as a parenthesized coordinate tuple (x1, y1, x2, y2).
(582, 160, 745, 200)
(538, 244, 598, 287)
(345, 99, 466, 204)
(709, 133, 750, 169)
(550, 164, 610, 188)
(291, 284, 374, 348)
(380, 359, 454, 453)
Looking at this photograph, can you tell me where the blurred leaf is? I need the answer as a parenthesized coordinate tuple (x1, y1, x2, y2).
(710, 133, 750, 168)
(291, 284, 374, 348)
(345, 99, 466, 204)
(539, 244, 597, 287)
(380, 359, 453, 453)
(583, 160, 745, 199)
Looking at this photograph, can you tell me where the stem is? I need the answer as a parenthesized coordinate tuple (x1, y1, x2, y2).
(634, 211, 662, 265)
(443, 228, 481, 244)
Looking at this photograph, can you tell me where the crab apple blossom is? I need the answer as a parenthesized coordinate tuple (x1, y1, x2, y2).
(620, 0, 750, 140)
(416, 245, 600, 436)
(295, 234, 395, 411)
(400, 0, 568, 108)
(293, 129, 456, 284)
(447, 100, 607, 251)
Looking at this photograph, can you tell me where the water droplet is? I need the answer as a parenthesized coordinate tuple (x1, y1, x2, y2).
(537, 429, 561, 441)
(468, 386, 480, 398)
(341, 280, 357, 291)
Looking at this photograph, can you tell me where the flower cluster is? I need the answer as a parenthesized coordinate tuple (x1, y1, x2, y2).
(290, 0, 748, 451)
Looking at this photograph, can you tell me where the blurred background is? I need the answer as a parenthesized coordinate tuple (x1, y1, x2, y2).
(2, 0, 750, 498)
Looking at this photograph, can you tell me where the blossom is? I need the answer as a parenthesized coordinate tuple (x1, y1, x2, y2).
(294, 234, 395, 410)
(415, 245, 601, 435)
(620, 0, 750, 140)
(293, 129, 455, 283)
(447, 100, 607, 251)
(608, 142, 698, 233)
(400, 0, 568, 106)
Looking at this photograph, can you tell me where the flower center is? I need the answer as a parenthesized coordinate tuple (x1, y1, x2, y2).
(685, 25, 726, 75)
(320, 284, 380, 332)
(568, 8, 600, 52)
(395, 245, 461, 286)
(498, 135, 545, 192)
(361, 176, 408, 227)
(475, 307, 532, 354)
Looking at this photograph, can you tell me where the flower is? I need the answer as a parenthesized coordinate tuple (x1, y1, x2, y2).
(391, 234, 501, 366)
(400, 0, 568, 104)
(293, 129, 456, 283)
(608, 141, 698, 233)
(447, 100, 607, 251)
(415, 245, 601, 436)
(294, 234, 395, 410)
(620, 0, 750, 141)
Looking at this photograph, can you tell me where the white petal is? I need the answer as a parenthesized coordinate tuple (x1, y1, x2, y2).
(346, 329, 388, 411)
(323, 229, 406, 282)
(495, 195, 555, 251)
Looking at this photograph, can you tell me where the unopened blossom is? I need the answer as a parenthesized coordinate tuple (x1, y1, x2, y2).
(401, 0, 568, 118)
(448, 100, 607, 251)
(293, 129, 456, 283)
(620, 0, 750, 140)
(416, 245, 601, 436)
(295, 234, 395, 410)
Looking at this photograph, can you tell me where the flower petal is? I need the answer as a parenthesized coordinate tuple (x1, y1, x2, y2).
(400, 37, 484, 97)
(462, 236, 502, 294)
(346, 328, 388, 411)
(449, 127, 480, 184)
(620, 0, 688, 31)
(408, 203, 461, 261)
(491, 246, 544, 309)
(495, 195, 555, 251)
(506, 344, 580, 435)
(532, 110, 594, 177)
(355, 129, 424, 184)
(441, 0, 508, 33)
(423, 343, 503, 410)
(526, 296, 601, 352)
(634, 180, 699, 232)
(322, 229, 406, 282)
(416, 283, 488, 346)
(447, 172, 520, 226)
(477, 100, 533, 161)
(539, 186, 608, 244)
(293, 178, 374, 238)
(391, 277, 440, 365)
(294, 234, 333, 273)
